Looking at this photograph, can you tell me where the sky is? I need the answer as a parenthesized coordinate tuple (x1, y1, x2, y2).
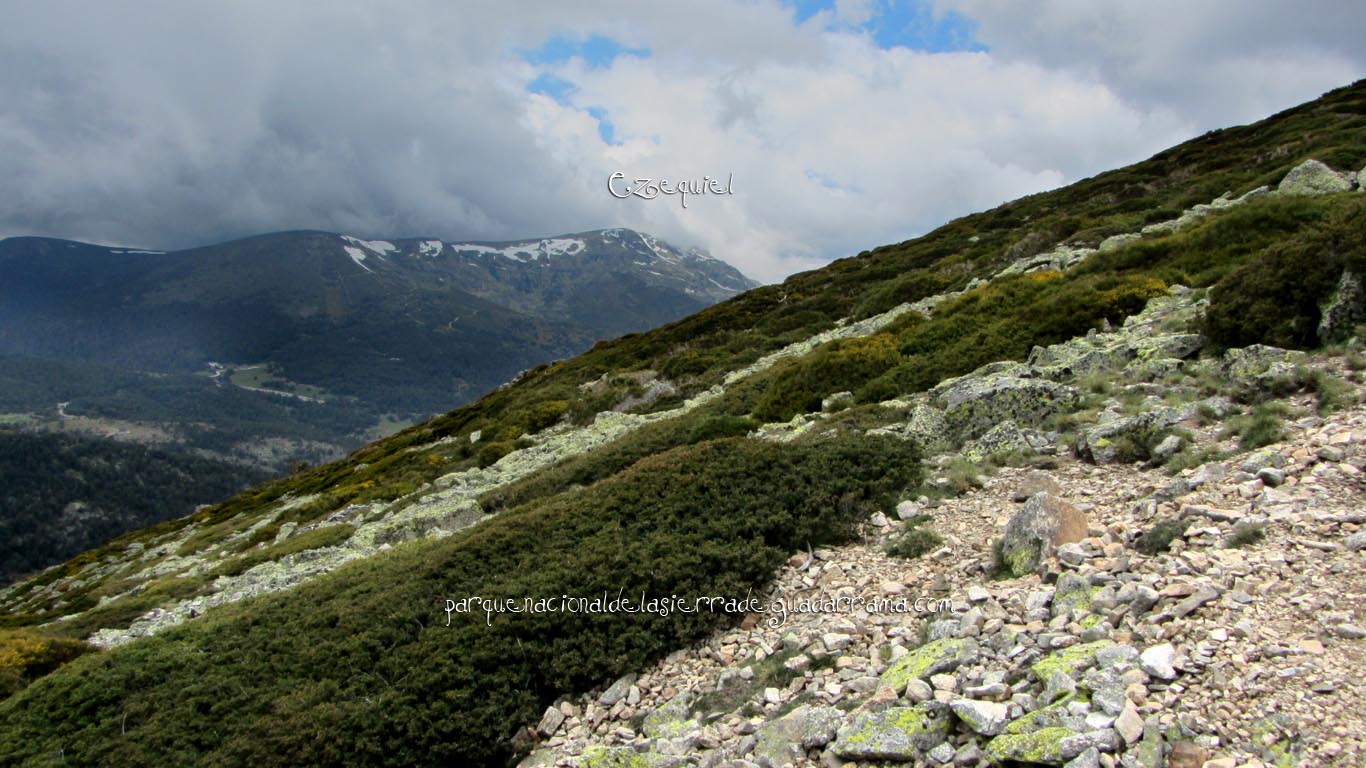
(1, 1, 1361, 283)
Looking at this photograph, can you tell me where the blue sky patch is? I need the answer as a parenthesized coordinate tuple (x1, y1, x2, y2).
(585, 106, 620, 145)
(784, 0, 986, 53)
(526, 72, 577, 105)
(521, 34, 651, 69)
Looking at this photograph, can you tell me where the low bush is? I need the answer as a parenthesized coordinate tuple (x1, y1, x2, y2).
(1135, 516, 1191, 555)
(0, 435, 920, 767)
(687, 415, 758, 444)
(1227, 522, 1266, 548)
(885, 515, 944, 560)
(0, 630, 94, 698)
(752, 334, 903, 423)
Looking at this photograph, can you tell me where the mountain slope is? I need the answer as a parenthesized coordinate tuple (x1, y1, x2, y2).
(0, 228, 753, 584)
(0, 228, 756, 418)
(0, 81, 1363, 767)
(0, 430, 271, 584)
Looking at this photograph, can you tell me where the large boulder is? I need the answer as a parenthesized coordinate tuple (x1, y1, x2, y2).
(961, 420, 1057, 462)
(931, 370, 1079, 441)
(1000, 493, 1088, 576)
(880, 638, 979, 692)
(1277, 159, 1352, 195)
(1318, 270, 1365, 345)
(1077, 405, 1183, 464)
(832, 703, 953, 761)
(1221, 344, 1307, 393)
(752, 705, 844, 766)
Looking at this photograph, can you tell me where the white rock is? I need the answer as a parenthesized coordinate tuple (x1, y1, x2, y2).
(1139, 643, 1177, 680)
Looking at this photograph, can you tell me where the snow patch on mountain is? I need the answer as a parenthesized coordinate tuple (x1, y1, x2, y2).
(342, 246, 374, 272)
(418, 240, 444, 257)
(341, 235, 396, 256)
(449, 237, 586, 262)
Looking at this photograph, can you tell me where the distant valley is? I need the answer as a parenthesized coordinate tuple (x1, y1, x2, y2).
(0, 227, 755, 581)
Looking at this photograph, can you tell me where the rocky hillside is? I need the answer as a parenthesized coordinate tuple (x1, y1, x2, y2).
(515, 283, 1366, 768)
(0, 82, 1363, 767)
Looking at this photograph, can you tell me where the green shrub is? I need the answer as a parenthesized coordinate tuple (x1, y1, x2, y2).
(885, 515, 944, 560)
(1303, 368, 1355, 414)
(0, 630, 95, 698)
(0, 435, 919, 766)
(752, 334, 903, 423)
(1227, 522, 1266, 548)
(1135, 516, 1191, 555)
(1233, 403, 1289, 450)
(687, 415, 758, 444)
(1205, 197, 1366, 349)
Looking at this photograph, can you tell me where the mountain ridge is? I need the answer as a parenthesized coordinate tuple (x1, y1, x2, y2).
(0, 81, 1363, 767)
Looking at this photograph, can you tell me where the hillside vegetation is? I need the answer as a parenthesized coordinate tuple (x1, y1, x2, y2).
(0, 430, 269, 585)
(0, 81, 1363, 766)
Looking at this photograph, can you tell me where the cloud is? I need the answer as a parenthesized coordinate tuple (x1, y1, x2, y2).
(937, 0, 1364, 126)
(0, 1, 1361, 283)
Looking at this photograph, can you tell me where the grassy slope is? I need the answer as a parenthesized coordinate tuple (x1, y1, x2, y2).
(0, 80, 1363, 765)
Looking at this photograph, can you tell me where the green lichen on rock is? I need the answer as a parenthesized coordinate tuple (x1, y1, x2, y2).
(578, 746, 653, 768)
(1051, 572, 1098, 618)
(1250, 716, 1303, 768)
(1003, 693, 1081, 735)
(1030, 640, 1114, 682)
(753, 704, 845, 764)
(984, 727, 1074, 764)
(641, 692, 697, 740)
(833, 704, 952, 761)
(879, 638, 978, 691)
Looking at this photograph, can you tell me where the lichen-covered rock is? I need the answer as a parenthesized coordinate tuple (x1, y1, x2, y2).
(1078, 404, 1184, 464)
(641, 692, 697, 739)
(1277, 159, 1352, 195)
(1051, 572, 1098, 619)
(996, 245, 1094, 278)
(832, 703, 953, 761)
(961, 420, 1056, 462)
(577, 746, 683, 768)
(896, 403, 952, 453)
(1031, 640, 1116, 682)
(1318, 270, 1365, 345)
(599, 673, 636, 706)
(1098, 233, 1140, 253)
(752, 704, 843, 766)
(985, 727, 1118, 765)
(821, 391, 855, 412)
(1000, 493, 1088, 576)
(1004, 693, 1085, 736)
(1222, 344, 1307, 393)
(879, 638, 979, 692)
(931, 371, 1079, 441)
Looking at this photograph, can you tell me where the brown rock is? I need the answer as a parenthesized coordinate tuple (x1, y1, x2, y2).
(1168, 741, 1210, 768)
(1013, 470, 1064, 502)
(1000, 492, 1088, 576)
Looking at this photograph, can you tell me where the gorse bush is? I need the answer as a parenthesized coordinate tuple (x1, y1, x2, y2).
(1205, 197, 1366, 349)
(687, 414, 758, 444)
(0, 630, 93, 699)
(751, 334, 902, 423)
(0, 434, 920, 767)
(858, 272, 1168, 402)
(885, 515, 944, 560)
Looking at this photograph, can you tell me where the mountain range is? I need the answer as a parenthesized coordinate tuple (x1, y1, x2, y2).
(0, 227, 754, 582)
(0, 81, 1362, 767)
